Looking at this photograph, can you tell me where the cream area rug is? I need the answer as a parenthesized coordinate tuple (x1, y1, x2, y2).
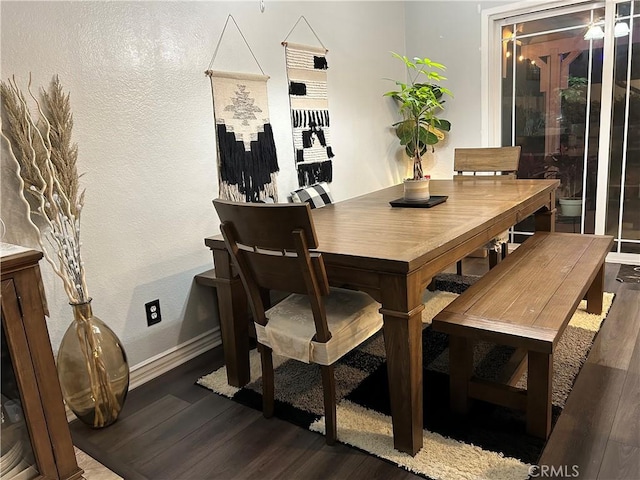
(199, 289, 614, 480)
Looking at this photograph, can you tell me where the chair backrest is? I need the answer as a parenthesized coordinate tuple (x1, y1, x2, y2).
(453, 146, 521, 179)
(213, 199, 332, 341)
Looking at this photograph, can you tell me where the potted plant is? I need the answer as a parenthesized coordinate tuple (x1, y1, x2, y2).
(516, 77, 585, 217)
(384, 53, 452, 200)
(553, 145, 585, 217)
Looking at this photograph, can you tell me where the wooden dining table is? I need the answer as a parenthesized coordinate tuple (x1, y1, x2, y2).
(204, 178, 559, 455)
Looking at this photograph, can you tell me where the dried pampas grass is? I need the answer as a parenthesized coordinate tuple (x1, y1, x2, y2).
(1, 75, 88, 303)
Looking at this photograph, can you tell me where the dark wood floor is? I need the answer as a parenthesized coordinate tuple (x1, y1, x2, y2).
(70, 260, 640, 480)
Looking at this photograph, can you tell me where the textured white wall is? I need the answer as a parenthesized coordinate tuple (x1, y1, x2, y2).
(0, 1, 407, 366)
(404, 1, 508, 178)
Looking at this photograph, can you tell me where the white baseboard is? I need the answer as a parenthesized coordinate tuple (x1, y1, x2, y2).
(607, 252, 640, 266)
(66, 327, 222, 421)
(129, 327, 222, 390)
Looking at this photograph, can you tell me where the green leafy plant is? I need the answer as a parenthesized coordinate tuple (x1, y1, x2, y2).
(560, 76, 589, 127)
(560, 76, 588, 105)
(384, 53, 452, 179)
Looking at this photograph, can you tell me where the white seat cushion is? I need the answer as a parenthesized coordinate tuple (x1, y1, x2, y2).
(485, 230, 509, 251)
(255, 287, 382, 365)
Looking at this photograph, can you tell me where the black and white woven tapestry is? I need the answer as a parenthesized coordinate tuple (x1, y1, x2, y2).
(284, 42, 334, 187)
(208, 70, 279, 202)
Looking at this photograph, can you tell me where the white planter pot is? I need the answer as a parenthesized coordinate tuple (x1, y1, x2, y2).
(403, 177, 430, 202)
(559, 198, 582, 217)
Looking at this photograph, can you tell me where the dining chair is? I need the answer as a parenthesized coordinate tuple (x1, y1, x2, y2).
(213, 199, 383, 445)
(453, 146, 522, 274)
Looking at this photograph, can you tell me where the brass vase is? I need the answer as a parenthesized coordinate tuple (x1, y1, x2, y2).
(57, 299, 129, 428)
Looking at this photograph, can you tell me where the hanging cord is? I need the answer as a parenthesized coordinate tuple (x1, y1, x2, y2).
(281, 15, 327, 51)
(205, 14, 265, 76)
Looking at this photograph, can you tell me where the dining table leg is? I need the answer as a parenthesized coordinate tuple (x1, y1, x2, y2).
(379, 273, 425, 456)
(213, 246, 251, 388)
(534, 193, 556, 232)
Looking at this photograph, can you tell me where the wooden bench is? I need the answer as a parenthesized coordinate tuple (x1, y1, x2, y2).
(432, 232, 613, 439)
(195, 268, 224, 289)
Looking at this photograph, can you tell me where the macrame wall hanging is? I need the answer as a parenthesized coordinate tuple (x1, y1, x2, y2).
(206, 15, 279, 202)
(283, 17, 334, 188)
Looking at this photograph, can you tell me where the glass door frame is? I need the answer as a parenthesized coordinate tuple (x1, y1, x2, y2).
(482, 0, 639, 265)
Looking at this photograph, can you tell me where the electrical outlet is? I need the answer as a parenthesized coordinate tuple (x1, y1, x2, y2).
(145, 299, 161, 326)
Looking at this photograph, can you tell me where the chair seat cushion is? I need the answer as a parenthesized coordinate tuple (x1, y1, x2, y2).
(485, 230, 509, 250)
(255, 287, 382, 365)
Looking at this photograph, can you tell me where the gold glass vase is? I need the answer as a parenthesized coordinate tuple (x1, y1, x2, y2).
(57, 299, 129, 428)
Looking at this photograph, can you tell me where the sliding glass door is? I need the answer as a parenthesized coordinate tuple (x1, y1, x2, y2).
(487, 0, 639, 263)
(607, 1, 640, 257)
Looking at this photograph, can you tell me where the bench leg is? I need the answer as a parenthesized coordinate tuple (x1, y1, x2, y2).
(585, 263, 605, 314)
(526, 350, 553, 439)
(449, 336, 474, 414)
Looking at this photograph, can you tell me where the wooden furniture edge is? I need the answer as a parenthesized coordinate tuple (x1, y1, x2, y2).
(435, 231, 613, 440)
(195, 268, 226, 288)
(1, 250, 83, 479)
(1, 249, 44, 273)
(432, 312, 557, 353)
(433, 232, 613, 339)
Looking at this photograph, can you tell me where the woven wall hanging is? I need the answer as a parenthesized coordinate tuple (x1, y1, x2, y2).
(206, 16, 279, 202)
(283, 18, 334, 187)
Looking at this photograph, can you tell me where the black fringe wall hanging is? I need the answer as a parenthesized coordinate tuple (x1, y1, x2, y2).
(208, 71, 279, 202)
(283, 34, 334, 187)
(206, 16, 279, 202)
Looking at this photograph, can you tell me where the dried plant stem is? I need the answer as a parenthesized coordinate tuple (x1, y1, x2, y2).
(1, 76, 88, 303)
(2, 75, 122, 427)
(0, 127, 78, 298)
(74, 308, 121, 427)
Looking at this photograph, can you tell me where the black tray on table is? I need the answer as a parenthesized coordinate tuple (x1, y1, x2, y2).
(389, 195, 448, 208)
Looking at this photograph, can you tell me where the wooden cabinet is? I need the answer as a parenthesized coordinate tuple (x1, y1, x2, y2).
(1, 248, 83, 480)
